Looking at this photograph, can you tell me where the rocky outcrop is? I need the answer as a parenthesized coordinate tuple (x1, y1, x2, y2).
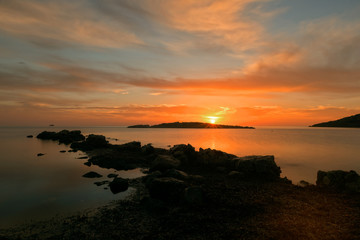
(197, 148, 236, 167)
(170, 144, 197, 166)
(316, 170, 360, 192)
(71, 134, 109, 151)
(231, 155, 281, 181)
(37, 130, 85, 144)
(149, 155, 181, 172)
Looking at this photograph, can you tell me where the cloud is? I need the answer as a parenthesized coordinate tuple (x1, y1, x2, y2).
(0, 1, 142, 48)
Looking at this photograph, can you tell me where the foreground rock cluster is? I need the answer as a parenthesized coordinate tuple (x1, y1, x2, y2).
(1, 129, 360, 239)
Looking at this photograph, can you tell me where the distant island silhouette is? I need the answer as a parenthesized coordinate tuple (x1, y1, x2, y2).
(310, 114, 360, 128)
(128, 121, 254, 129)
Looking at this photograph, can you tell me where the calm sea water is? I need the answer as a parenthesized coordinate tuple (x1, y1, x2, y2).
(1, 126, 360, 227)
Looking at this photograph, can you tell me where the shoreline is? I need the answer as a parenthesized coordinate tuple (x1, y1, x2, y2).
(1, 130, 360, 239)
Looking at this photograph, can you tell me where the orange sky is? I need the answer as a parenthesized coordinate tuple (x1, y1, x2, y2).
(0, 0, 360, 126)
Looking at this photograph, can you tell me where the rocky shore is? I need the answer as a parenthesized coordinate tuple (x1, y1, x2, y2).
(1, 130, 360, 240)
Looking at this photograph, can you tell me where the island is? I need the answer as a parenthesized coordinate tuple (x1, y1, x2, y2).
(128, 121, 255, 129)
(310, 114, 360, 128)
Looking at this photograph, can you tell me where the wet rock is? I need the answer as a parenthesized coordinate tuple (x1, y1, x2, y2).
(84, 161, 91, 166)
(170, 144, 197, 165)
(148, 177, 187, 203)
(150, 155, 181, 172)
(316, 170, 360, 192)
(26, 135, 33, 138)
(163, 169, 188, 180)
(116, 141, 142, 152)
(77, 156, 88, 159)
(184, 186, 204, 205)
(94, 181, 109, 186)
(141, 144, 155, 154)
(232, 155, 281, 181)
(107, 173, 118, 178)
(82, 171, 102, 178)
(37, 130, 85, 144)
(59, 150, 66, 153)
(142, 171, 162, 186)
(198, 148, 236, 167)
(70, 134, 109, 151)
(37, 153, 45, 156)
(109, 177, 129, 194)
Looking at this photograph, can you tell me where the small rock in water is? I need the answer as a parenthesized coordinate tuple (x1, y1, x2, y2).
(94, 181, 109, 186)
(27, 135, 33, 138)
(107, 173, 118, 178)
(84, 161, 91, 167)
(82, 171, 102, 178)
(37, 153, 45, 156)
(77, 156, 88, 159)
(59, 150, 66, 153)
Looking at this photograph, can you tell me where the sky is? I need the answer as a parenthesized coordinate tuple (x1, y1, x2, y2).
(0, 0, 360, 126)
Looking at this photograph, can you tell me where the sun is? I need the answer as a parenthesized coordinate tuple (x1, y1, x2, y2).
(207, 116, 219, 124)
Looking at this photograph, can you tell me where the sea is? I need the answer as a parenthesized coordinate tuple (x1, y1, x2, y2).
(1, 126, 360, 227)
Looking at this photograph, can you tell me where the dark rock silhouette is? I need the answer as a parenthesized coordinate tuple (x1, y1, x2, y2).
(148, 177, 187, 202)
(37, 130, 85, 144)
(37, 153, 45, 156)
(310, 113, 360, 128)
(70, 134, 109, 151)
(26, 135, 33, 138)
(316, 170, 360, 192)
(109, 177, 129, 194)
(128, 121, 254, 129)
(82, 171, 102, 178)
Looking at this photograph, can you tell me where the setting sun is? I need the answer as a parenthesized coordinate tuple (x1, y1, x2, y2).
(207, 116, 219, 124)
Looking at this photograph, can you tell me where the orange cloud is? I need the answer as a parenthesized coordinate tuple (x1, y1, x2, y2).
(0, 1, 142, 48)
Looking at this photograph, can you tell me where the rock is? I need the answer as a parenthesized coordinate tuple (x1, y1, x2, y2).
(298, 180, 310, 187)
(184, 186, 204, 205)
(163, 169, 188, 180)
(140, 196, 168, 214)
(70, 134, 109, 150)
(107, 173, 118, 178)
(228, 171, 243, 178)
(68, 149, 77, 153)
(232, 155, 281, 181)
(82, 171, 102, 178)
(37, 153, 45, 156)
(77, 156, 88, 159)
(109, 177, 129, 194)
(150, 155, 181, 172)
(141, 144, 155, 154)
(170, 144, 197, 165)
(142, 171, 163, 186)
(59, 150, 66, 153)
(94, 181, 109, 186)
(26, 135, 33, 138)
(84, 161, 91, 166)
(316, 170, 360, 192)
(188, 175, 205, 182)
(197, 148, 236, 167)
(37, 130, 85, 144)
(116, 141, 142, 152)
(148, 177, 187, 202)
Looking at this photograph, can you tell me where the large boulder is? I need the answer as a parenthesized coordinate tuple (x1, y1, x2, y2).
(150, 155, 181, 172)
(170, 144, 197, 165)
(109, 177, 129, 194)
(148, 177, 187, 202)
(316, 170, 360, 193)
(232, 155, 281, 181)
(197, 148, 236, 167)
(71, 134, 109, 151)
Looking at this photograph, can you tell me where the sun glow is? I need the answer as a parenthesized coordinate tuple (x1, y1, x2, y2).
(207, 116, 219, 124)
